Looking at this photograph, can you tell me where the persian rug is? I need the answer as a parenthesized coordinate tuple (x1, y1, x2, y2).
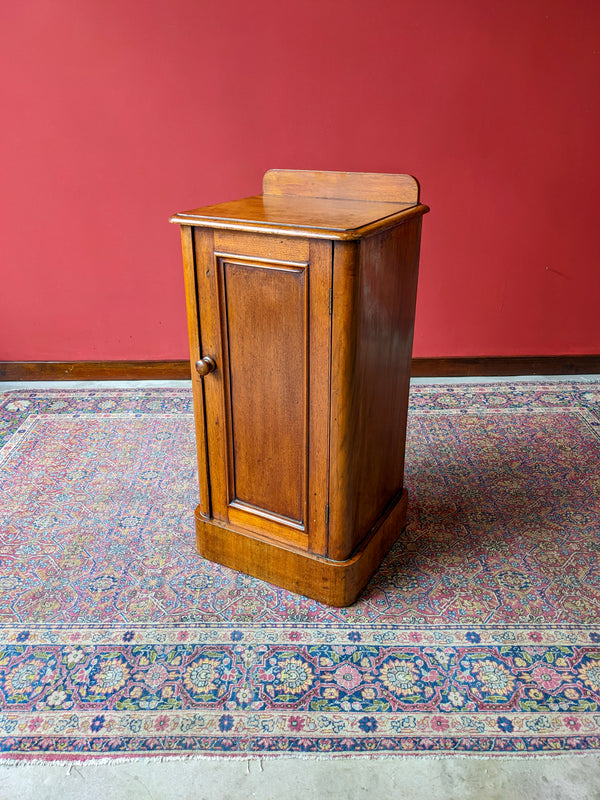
(0, 381, 599, 760)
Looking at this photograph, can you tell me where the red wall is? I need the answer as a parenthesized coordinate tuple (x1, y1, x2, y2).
(1, 0, 599, 361)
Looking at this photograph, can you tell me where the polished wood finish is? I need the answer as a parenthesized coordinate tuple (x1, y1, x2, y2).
(180, 225, 212, 518)
(0, 361, 192, 381)
(170, 194, 426, 241)
(328, 219, 423, 560)
(195, 489, 408, 607)
(263, 169, 420, 204)
(410, 355, 600, 377)
(214, 230, 309, 262)
(194, 356, 217, 377)
(171, 170, 428, 605)
(191, 227, 332, 552)
(221, 256, 307, 525)
(2, 355, 599, 383)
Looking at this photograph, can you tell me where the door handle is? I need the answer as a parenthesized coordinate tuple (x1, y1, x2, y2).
(195, 356, 217, 377)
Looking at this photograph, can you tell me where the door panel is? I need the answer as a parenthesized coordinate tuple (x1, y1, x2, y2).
(195, 229, 332, 552)
(221, 258, 307, 527)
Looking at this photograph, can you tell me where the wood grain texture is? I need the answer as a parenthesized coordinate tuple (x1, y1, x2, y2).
(173, 171, 428, 605)
(328, 217, 423, 560)
(192, 227, 332, 552)
(304, 238, 334, 557)
(0, 361, 192, 380)
(214, 230, 309, 262)
(263, 169, 420, 204)
(409, 355, 600, 377)
(194, 489, 408, 607)
(170, 195, 426, 240)
(180, 225, 211, 518)
(220, 257, 307, 525)
(193, 227, 229, 531)
(327, 239, 360, 560)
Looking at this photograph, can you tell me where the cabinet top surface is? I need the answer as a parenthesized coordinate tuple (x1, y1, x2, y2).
(170, 194, 424, 240)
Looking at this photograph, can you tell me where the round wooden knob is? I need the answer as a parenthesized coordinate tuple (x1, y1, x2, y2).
(195, 355, 217, 377)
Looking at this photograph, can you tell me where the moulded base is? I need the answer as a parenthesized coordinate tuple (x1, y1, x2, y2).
(195, 489, 408, 607)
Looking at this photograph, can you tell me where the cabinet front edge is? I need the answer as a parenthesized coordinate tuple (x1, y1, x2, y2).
(168, 205, 429, 240)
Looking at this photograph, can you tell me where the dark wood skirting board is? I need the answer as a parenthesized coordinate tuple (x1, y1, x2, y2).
(411, 355, 600, 377)
(0, 356, 598, 382)
(0, 361, 192, 381)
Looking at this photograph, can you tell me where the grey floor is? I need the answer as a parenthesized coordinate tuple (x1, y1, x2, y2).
(1, 375, 599, 800)
(3, 754, 600, 800)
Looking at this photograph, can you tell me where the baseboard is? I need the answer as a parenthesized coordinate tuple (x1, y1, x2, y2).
(0, 361, 192, 381)
(0, 356, 598, 382)
(410, 355, 600, 377)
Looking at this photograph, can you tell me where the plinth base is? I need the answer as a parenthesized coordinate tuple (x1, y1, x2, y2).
(195, 490, 408, 607)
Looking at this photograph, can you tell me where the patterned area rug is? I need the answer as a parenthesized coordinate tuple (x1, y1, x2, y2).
(0, 381, 599, 760)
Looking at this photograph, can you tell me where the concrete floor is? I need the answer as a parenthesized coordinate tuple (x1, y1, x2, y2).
(2, 754, 600, 800)
(1, 376, 600, 800)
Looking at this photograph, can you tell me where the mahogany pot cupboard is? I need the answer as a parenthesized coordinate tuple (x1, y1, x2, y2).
(170, 170, 429, 606)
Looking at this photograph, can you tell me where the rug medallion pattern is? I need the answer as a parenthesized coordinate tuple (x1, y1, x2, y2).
(0, 383, 599, 758)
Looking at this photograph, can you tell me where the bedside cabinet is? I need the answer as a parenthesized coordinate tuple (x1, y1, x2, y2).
(170, 170, 429, 606)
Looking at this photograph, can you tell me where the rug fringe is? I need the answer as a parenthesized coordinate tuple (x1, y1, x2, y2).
(1, 750, 598, 767)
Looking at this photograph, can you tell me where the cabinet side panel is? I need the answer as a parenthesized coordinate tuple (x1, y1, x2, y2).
(329, 218, 423, 560)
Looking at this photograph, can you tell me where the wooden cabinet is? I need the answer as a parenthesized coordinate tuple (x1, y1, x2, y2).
(171, 170, 429, 606)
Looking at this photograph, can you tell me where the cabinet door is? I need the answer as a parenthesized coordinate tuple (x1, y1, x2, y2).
(194, 230, 331, 554)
